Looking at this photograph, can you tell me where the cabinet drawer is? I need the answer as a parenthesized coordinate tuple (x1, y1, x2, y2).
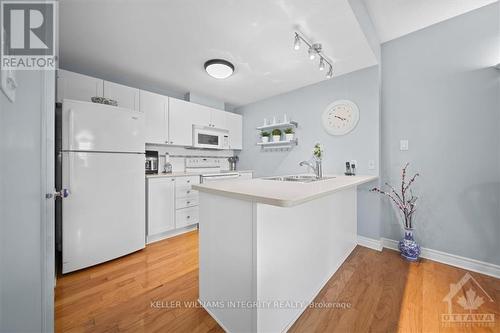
(176, 176, 200, 187)
(176, 207, 199, 228)
(175, 185, 198, 198)
(176, 195, 199, 209)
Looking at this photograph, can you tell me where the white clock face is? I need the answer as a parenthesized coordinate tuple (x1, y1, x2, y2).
(322, 100, 360, 136)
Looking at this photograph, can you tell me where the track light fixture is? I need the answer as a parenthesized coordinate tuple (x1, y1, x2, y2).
(293, 32, 334, 79)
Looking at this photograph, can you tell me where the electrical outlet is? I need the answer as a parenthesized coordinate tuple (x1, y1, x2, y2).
(368, 160, 375, 170)
(400, 140, 409, 151)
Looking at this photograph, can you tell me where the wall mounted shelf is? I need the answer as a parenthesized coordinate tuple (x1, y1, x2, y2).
(256, 121, 298, 131)
(257, 139, 298, 150)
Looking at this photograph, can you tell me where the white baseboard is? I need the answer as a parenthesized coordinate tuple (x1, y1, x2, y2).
(146, 224, 198, 244)
(357, 235, 500, 279)
(357, 235, 383, 251)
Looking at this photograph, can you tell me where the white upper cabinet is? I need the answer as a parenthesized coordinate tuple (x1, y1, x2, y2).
(169, 98, 210, 146)
(140, 90, 169, 144)
(103, 81, 140, 111)
(210, 109, 227, 129)
(226, 112, 243, 150)
(57, 69, 103, 103)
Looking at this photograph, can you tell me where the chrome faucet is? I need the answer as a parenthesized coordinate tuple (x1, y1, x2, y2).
(299, 160, 323, 179)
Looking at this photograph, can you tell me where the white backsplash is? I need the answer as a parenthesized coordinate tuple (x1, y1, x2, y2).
(146, 144, 234, 172)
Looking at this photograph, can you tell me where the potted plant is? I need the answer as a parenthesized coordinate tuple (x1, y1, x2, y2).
(313, 143, 323, 160)
(284, 128, 294, 141)
(371, 163, 421, 261)
(272, 129, 282, 142)
(261, 131, 270, 143)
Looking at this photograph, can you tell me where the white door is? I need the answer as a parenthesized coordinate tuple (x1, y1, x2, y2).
(169, 98, 210, 146)
(103, 81, 140, 111)
(141, 90, 169, 144)
(62, 152, 145, 273)
(56, 69, 103, 103)
(226, 112, 243, 150)
(210, 109, 227, 129)
(147, 177, 176, 237)
(62, 100, 145, 152)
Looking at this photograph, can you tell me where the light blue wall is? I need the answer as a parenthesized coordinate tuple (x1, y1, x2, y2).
(235, 66, 381, 238)
(380, 3, 500, 264)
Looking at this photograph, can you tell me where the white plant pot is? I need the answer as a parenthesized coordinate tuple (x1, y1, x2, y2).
(261, 136, 269, 143)
(272, 135, 281, 142)
(285, 133, 294, 141)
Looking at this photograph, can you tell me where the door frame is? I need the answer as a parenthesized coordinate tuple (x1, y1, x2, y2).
(41, 1, 58, 331)
(40, 64, 56, 332)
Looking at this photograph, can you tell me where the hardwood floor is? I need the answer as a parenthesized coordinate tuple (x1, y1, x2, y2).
(56, 231, 499, 332)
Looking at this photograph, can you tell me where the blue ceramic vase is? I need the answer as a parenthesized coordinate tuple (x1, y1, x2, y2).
(398, 228, 421, 261)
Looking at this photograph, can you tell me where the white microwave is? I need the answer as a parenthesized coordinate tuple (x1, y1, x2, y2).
(193, 125, 230, 149)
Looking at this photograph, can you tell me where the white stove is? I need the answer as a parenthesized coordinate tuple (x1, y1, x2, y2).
(185, 157, 240, 183)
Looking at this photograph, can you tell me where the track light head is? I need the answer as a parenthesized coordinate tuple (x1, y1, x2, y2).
(308, 47, 316, 60)
(294, 34, 300, 50)
(326, 65, 333, 79)
(319, 58, 325, 71)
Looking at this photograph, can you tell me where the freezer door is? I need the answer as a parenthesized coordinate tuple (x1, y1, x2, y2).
(62, 99, 145, 152)
(62, 152, 145, 273)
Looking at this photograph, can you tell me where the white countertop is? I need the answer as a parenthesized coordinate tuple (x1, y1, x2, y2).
(193, 175, 378, 207)
(146, 170, 254, 178)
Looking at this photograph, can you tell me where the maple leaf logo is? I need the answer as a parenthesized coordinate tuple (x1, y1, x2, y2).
(457, 288, 485, 311)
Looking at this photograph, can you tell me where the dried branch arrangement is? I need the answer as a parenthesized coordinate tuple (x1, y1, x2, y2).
(371, 163, 419, 229)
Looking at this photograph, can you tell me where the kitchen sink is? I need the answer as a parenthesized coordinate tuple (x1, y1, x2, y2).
(262, 175, 335, 183)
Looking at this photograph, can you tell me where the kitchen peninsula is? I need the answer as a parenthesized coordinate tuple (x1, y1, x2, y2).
(193, 175, 377, 332)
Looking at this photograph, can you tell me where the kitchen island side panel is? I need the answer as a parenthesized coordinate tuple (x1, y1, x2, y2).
(198, 192, 257, 332)
(255, 187, 357, 332)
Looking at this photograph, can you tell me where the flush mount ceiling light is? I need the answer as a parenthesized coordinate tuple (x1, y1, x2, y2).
(293, 32, 334, 79)
(204, 59, 234, 79)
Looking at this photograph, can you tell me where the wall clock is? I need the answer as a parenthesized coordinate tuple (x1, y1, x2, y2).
(322, 99, 359, 135)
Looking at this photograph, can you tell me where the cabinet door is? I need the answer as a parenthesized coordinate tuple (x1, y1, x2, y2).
(169, 98, 210, 146)
(147, 178, 176, 236)
(210, 109, 227, 129)
(226, 112, 243, 150)
(140, 90, 169, 144)
(57, 69, 103, 103)
(103, 81, 140, 111)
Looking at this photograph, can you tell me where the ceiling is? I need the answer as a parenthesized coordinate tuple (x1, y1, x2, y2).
(58, 0, 378, 107)
(363, 0, 498, 43)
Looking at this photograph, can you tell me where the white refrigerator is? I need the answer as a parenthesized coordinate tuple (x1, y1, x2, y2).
(61, 99, 145, 273)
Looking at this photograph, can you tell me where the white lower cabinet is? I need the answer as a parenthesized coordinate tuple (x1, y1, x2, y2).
(176, 207, 199, 229)
(147, 177, 176, 238)
(147, 175, 200, 243)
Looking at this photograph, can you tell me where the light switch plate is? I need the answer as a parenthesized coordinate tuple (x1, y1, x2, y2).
(400, 140, 409, 151)
(1, 68, 17, 103)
